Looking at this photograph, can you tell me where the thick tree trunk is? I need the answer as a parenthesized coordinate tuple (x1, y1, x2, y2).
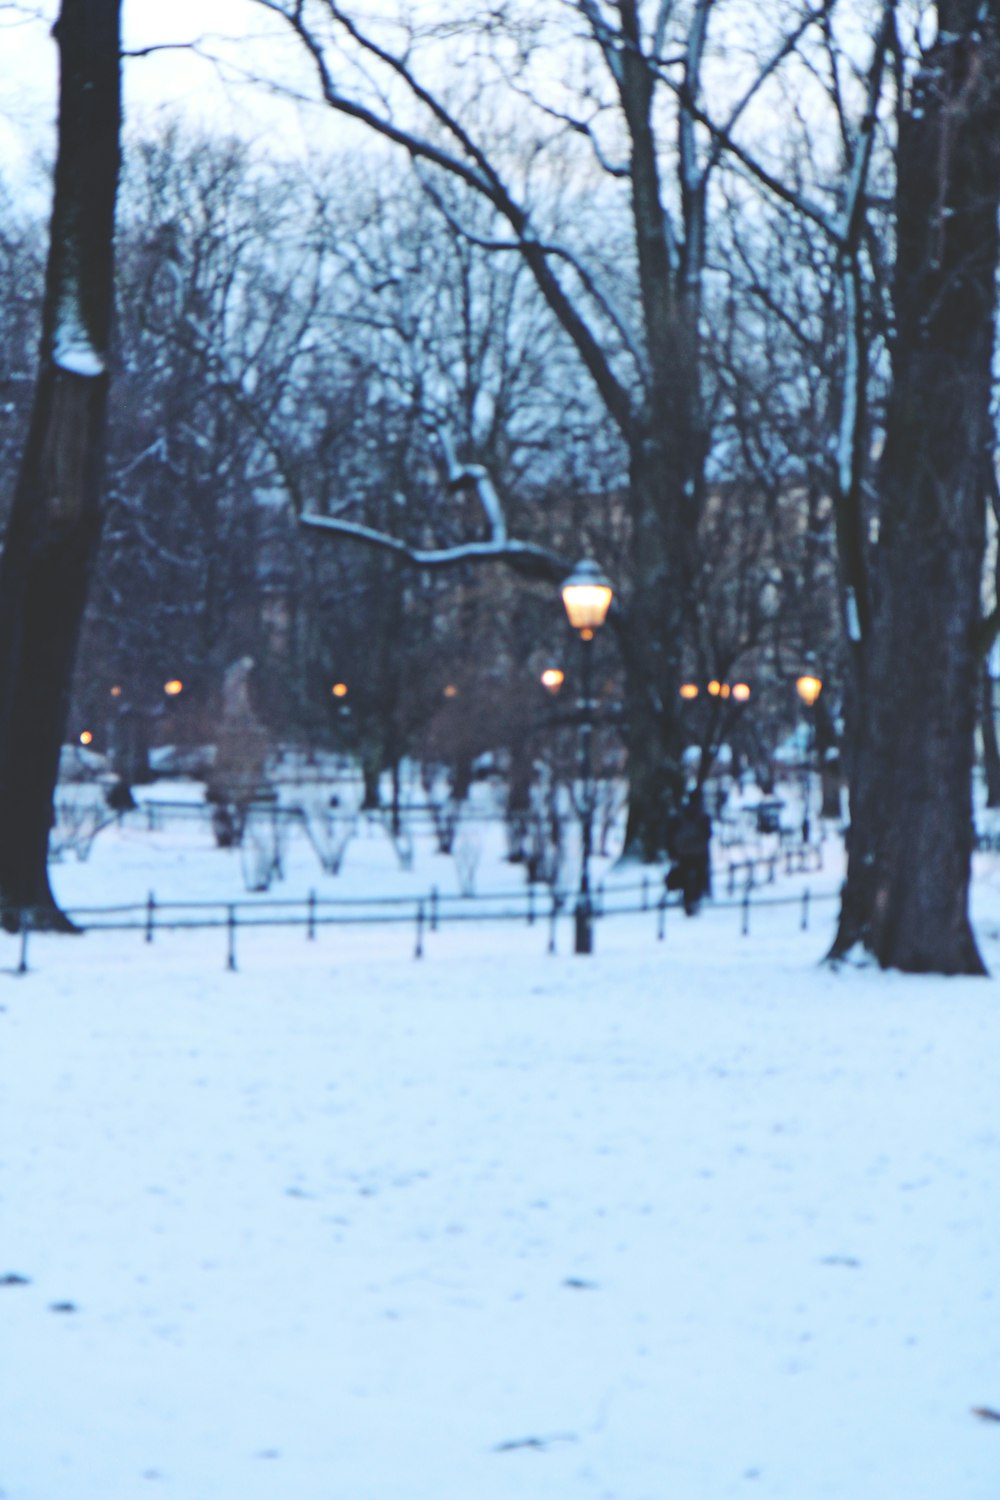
(830, 4, 1000, 973)
(0, 0, 121, 929)
(981, 666, 1000, 809)
(618, 387, 699, 862)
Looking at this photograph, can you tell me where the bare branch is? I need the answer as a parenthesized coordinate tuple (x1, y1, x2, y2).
(415, 175, 650, 383)
(299, 512, 567, 582)
(833, 0, 895, 250)
(436, 426, 507, 541)
(251, 0, 638, 442)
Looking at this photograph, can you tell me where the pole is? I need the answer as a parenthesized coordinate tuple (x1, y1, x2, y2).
(575, 631, 594, 954)
(801, 706, 813, 845)
(806, 703, 819, 844)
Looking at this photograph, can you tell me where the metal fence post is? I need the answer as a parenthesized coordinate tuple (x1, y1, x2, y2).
(742, 885, 751, 937)
(548, 893, 558, 954)
(801, 886, 811, 931)
(657, 887, 667, 941)
(227, 905, 237, 971)
(17, 909, 29, 974)
(145, 891, 155, 944)
(429, 886, 439, 932)
(307, 889, 316, 941)
(415, 900, 425, 959)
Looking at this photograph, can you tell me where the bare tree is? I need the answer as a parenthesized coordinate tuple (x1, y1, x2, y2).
(248, 0, 845, 860)
(829, 1, 1000, 972)
(0, 0, 121, 929)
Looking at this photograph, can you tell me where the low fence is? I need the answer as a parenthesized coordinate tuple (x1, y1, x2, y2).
(6, 871, 839, 975)
(724, 842, 824, 895)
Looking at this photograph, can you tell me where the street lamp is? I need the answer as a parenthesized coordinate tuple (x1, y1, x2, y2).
(795, 665, 823, 843)
(560, 558, 614, 954)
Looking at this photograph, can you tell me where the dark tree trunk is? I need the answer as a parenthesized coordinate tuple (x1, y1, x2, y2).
(830, 3, 1000, 972)
(360, 755, 382, 810)
(981, 666, 1000, 809)
(618, 410, 699, 862)
(0, 0, 121, 929)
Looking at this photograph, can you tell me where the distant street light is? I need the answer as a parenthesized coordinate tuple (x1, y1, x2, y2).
(541, 667, 565, 695)
(331, 681, 349, 699)
(679, 682, 699, 700)
(795, 671, 822, 709)
(163, 679, 183, 698)
(560, 559, 614, 955)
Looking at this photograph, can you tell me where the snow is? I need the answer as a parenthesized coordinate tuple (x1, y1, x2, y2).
(3, 791, 1000, 1499)
(52, 340, 106, 378)
(52, 294, 106, 377)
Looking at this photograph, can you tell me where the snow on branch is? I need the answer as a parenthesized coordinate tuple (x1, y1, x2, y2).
(300, 429, 567, 583)
(299, 513, 567, 582)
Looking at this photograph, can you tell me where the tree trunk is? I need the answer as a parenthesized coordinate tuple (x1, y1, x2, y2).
(618, 420, 697, 862)
(830, 3, 1000, 973)
(0, 0, 121, 929)
(360, 754, 382, 810)
(981, 666, 1000, 809)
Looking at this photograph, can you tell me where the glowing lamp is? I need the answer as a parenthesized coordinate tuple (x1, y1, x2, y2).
(796, 672, 822, 707)
(560, 559, 613, 636)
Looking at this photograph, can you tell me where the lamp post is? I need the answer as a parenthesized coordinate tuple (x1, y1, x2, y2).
(795, 665, 823, 844)
(561, 558, 614, 954)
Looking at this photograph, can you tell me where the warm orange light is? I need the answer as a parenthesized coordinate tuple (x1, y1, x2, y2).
(163, 679, 183, 697)
(679, 683, 699, 700)
(707, 680, 722, 697)
(443, 684, 459, 699)
(109, 684, 123, 699)
(560, 559, 614, 633)
(79, 730, 93, 746)
(331, 682, 348, 699)
(541, 668, 565, 694)
(732, 682, 751, 702)
(796, 672, 823, 707)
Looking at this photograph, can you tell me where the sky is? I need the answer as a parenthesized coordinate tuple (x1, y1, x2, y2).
(0, 0, 327, 186)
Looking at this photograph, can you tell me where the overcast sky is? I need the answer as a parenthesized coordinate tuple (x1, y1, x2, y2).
(0, 1, 329, 184)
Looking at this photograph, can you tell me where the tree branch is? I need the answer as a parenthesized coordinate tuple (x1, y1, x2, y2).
(299, 512, 567, 582)
(251, 0, 638, 442)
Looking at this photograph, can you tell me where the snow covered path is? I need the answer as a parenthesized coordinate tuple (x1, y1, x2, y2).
(2, 828, 1000, 1498)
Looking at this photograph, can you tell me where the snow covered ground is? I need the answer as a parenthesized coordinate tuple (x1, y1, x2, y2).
(3, 790, 1000, 1499)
